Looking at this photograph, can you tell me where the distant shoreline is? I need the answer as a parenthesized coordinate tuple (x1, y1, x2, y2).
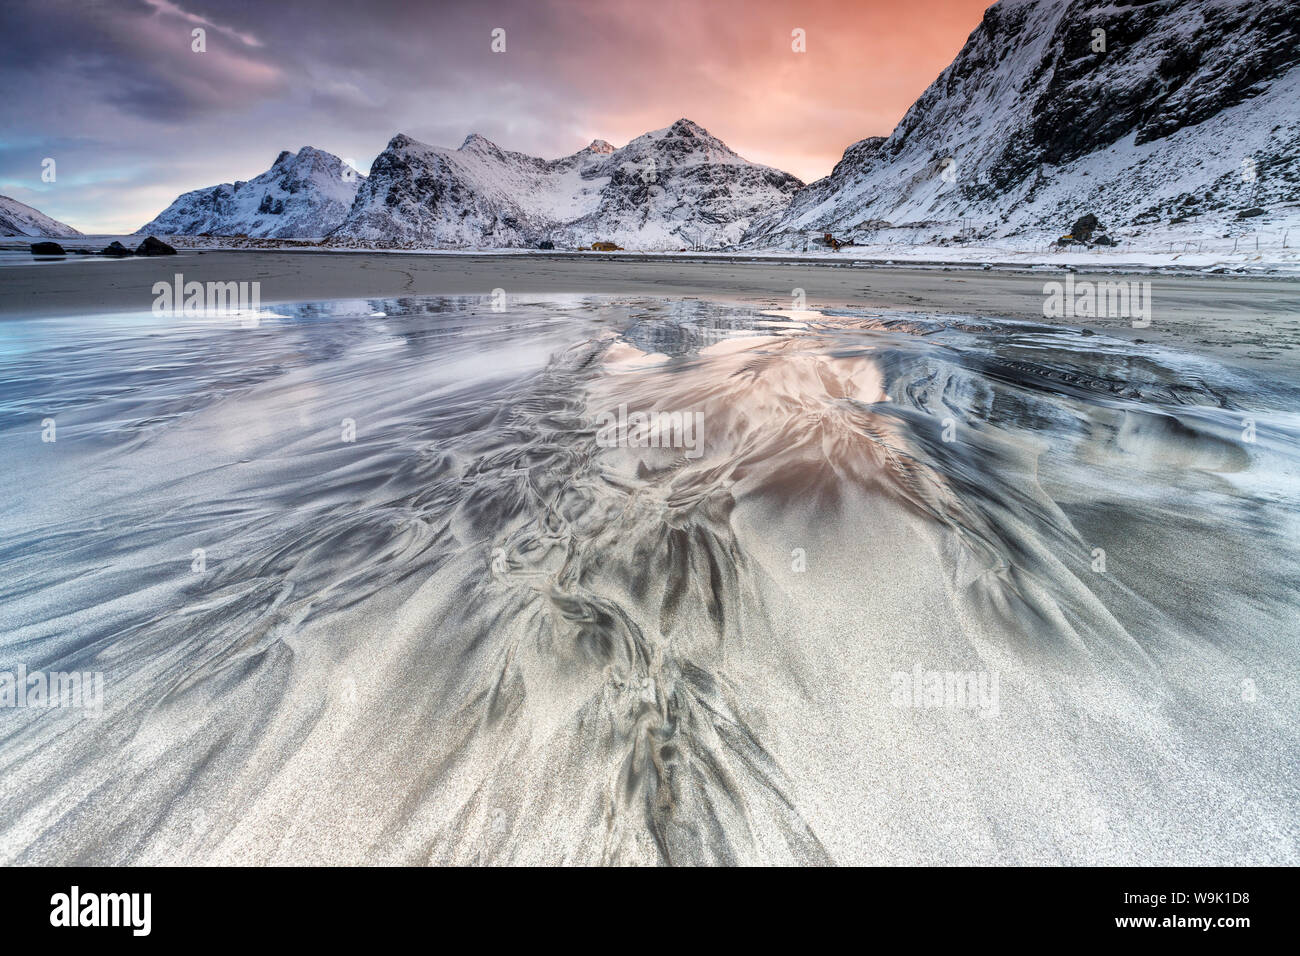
(5, 235, 1299, 279)
(1, 249, 1297, 374)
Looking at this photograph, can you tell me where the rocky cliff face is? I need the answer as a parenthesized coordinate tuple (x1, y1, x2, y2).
(744, 0, 1300, 247)
(138, 147, 363, 238)
(332, 119, 803, 249)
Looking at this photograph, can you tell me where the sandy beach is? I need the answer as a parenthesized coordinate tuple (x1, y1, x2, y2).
(3, 250, 1300, 367)
(2, 253, 1298, 865)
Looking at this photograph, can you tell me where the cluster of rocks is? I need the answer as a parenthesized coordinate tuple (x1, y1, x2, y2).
(1054, 214, 1116, 247)
(29, 236, 177, 257)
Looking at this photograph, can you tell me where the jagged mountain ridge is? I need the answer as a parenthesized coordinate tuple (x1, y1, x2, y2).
(138, 147, 364, 238)
(0, 195, 82, 237)
(331, 119, 804, 249)
(744, 0, 1300, 247)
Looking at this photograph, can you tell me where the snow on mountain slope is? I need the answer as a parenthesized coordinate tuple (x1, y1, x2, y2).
(744, 0, 1300, 248)
(138, 147, 364, 238)
(332, 119, 803, 249)
(0, 195, 82, 237)
(331, 133, 609, 246)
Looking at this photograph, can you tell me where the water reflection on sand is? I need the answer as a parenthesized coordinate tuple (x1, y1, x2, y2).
(1, 295, 1297, 865)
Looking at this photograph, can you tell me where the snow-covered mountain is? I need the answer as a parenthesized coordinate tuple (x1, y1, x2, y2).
(0, 195, 82, 237)
(138, 147, 364, 238)
(744, 0, 1300, 247)
(331, 119, 803, 249)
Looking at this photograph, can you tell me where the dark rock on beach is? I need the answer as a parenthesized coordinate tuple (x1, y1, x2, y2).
(134, 236, 177, 256)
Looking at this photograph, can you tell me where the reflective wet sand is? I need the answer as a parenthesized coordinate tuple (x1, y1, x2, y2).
(1, 296, 1296, 864)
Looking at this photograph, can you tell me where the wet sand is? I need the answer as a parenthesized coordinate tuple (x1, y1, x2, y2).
(2, 250, 1299, 368)
(1, 257, 1298, 864)
(2, 295, 1298, 864)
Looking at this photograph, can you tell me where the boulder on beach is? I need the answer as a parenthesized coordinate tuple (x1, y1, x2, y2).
(134, 236, 177, 256)
(30, 241, 66, 255)
(101, 241, 132, 257)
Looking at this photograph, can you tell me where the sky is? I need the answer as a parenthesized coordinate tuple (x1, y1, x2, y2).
(0, 0, 996, 233)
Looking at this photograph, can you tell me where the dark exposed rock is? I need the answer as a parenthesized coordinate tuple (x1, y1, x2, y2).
(1236, 207, 1267, 219)
(30, 241, 66, 255)
(134, 236, 177, 256)
(1070, 214, 1101, 242)
(1023, 1, 1300, 177)
(101, 240, 132, 257)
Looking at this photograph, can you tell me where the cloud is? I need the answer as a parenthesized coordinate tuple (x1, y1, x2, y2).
(138, 0, 264, 48)
(0, 0, 994, 232)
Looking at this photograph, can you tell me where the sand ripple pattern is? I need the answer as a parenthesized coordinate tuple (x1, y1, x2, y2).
(1, 297, 1297, 865)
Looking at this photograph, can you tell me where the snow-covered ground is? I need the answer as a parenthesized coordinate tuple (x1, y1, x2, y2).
(16, 235, 1287, 276)
(6, 226, 1299, 277)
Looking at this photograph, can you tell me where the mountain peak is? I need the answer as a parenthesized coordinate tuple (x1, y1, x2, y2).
(460, 133, 500, 152)
(138, 145, 364, 238)
(669, 118, 709, 138)
(333, 119, 803, 249)
(278, 146, 334, 172)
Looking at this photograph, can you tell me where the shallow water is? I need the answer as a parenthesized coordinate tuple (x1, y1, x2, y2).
(1, 294, 1298, 865)
(0, 251, 155, 266)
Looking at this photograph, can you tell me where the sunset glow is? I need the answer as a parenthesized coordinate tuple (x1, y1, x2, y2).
(1, 0, 994, 233)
